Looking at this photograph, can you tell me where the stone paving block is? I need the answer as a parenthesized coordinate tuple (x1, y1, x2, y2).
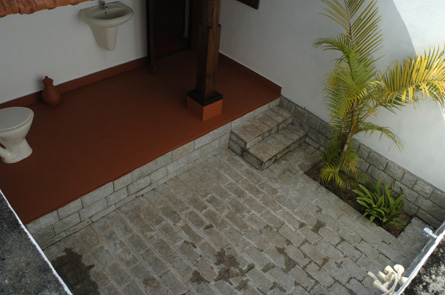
(322, 260, 350, 285)
(127, 175, 151, 195)
(224, 210, 250, 232)
(150, 167, 168, 183)
(245, 229, 271, 251)
(81, 183, 113, 207)
(267, 267, 295, 292)
(401, 171, 418, 188)
(214, 280, 238, 295)
(300, 242, 328, 267)
(317, 226, 341, 246)
(106, 188, 128, 207)
(141, 249, 168, 274)
(123, 281, 146, 295)
(342, 258, 367, 281)
(113, 172, 132, 191)
(178, 241, 201, 264)
(132, 161, 157, 182)
(430, 189, 445, 208)
(244, 247, 273, 269)
(329, 282, 350, 295)
(260, 210, 284, 229)
(200, 139, 220, 155)
(337, 226, 362, 246)
(246, 268, 273, 293)
(204, 227, 231, 249)
(184, 210, 207, 229)
(54, 213, 80, 234)
(160, 270, 188, 294)
(160, 204, 182, 225)
(384, 161, 405, 181)
(79, 199, 107, 221)
(27, 211, 59, 234)
(65, 219, 92, 237)
(310, 284, 331, 295)
(222, 227, 252, 250)
(151, 235, 176, 263)
(415, 197, 445, 221)
(158, 222, 183, 245)
(57, 199, 82, 220)
(195, 133, 213, 149)
(356, 240, 380, 260)
(31, 226, 56, 245)
(203, 209, 229, 230)
(413, 179, 434, 197)
(99, 283, 121, 295)
(127, 234, 149, 254)
(346, 278, 372, 295)
(337, 240, 362, 262)
(110, 213, 134, 237)
(180, 224, 203, 245)
(170, 255, 193, 280)
(299, 226, 322, 245)
(417, 209, 441, 228)
(155, 152, 173, 169)
(183, 191, 208, 212)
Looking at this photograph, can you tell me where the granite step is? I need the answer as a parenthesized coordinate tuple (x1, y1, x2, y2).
(229, 106, 307, 170)
(229, 106, 294, 150)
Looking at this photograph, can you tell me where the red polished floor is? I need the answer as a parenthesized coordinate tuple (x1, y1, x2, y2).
(0, 51, 281, 224)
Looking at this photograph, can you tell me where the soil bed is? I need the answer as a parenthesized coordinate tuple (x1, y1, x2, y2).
(305, 162, 411, 237)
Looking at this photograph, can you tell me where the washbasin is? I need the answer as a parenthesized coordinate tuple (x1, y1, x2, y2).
(78, 1, 134, 51)
(79, 1, 133, 28)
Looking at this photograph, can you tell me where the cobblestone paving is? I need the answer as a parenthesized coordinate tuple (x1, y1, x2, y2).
(44, 144, 429, 294)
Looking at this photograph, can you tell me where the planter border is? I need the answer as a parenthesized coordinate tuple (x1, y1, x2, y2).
(280, 95, 445, 228)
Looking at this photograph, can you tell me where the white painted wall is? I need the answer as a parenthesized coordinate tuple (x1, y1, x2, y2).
(220, 0, 445, 190)
(0, 0, 146, 104)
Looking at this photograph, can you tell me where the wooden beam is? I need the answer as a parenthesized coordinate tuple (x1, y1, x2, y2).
(196, 0, 221, 98)
(187, 0, 223, 121)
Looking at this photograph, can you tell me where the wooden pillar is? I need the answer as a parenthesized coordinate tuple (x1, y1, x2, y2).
(187, 0, 223, 121)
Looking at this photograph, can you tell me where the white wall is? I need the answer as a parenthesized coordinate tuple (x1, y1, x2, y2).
(220, 0, 445, 190)
(0, 0, 146, 104)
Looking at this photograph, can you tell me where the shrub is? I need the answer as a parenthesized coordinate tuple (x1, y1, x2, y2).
(353, 178, 405, 226)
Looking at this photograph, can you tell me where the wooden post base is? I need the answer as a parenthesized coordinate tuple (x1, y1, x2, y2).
(187, 90, 223, 121)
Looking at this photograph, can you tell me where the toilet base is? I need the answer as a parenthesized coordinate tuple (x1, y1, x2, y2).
(0, 140, 33, 164)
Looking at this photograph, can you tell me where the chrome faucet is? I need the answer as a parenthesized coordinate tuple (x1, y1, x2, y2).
(99, 0, 108, 10)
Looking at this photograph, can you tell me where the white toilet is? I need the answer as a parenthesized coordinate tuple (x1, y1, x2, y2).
(0, 107, 34, 164)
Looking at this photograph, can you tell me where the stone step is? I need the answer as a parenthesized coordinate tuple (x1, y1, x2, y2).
(229, 106, 294, 150)
(229, 107, 307, 170)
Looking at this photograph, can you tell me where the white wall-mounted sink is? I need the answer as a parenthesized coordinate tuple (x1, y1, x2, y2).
(79, 1, 134, 51)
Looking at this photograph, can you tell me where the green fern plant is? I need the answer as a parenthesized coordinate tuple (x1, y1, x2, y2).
(353, 178, 405, 226)
(314, 0, 445, 189)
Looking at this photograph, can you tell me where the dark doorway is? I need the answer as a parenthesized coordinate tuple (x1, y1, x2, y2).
(153, 0, 191, 58)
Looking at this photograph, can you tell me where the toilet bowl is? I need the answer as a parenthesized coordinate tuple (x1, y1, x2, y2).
(0, 107, 34, 164)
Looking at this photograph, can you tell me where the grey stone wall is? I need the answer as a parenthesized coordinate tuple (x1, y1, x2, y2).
(26, 99, 280, 249)
(280, 96, 445, 228)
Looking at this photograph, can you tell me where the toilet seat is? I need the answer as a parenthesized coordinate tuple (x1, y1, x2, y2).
(0, 107, 34, 132)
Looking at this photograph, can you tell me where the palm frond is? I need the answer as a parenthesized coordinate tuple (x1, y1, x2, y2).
(381, 47, 445, 106)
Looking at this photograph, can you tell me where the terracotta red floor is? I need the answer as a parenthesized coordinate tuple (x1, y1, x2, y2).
(0, 51, 280, 224)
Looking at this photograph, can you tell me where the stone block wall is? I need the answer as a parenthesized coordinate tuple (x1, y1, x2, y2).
(26, 99, 280, 249)
(280, 96, 445, 228)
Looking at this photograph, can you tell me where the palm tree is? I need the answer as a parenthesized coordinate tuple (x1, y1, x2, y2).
(314, 0, 445, 189)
